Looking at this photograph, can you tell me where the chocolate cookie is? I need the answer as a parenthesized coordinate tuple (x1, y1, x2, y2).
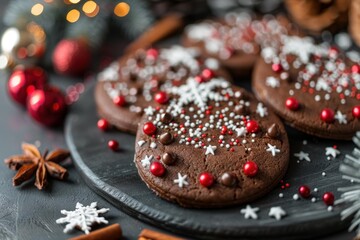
(95, 46, 231, 133)
(182, 12, 299, 75)
(134, 77, 289, 208)
(252, 36, 360, 140)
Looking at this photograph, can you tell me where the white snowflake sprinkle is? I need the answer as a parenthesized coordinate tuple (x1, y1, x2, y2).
(266, 143, 280, 156)
(256, 102, 268, 118)
(141, 155, 153, 168)
(240, 205, 259, 220)
(335, 111, 347, 124)
(294, 151, 311, 162)
(144, 106, 155, 116)
(205, 145, 217, 155)
(325, 147, 340, 158)
(137, 140, 146, 147)
(174, 173, 189, 188)
(268, 206, 286, 220)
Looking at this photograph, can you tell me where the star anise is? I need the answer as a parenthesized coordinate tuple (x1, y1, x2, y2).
(4, 143, 70, 190)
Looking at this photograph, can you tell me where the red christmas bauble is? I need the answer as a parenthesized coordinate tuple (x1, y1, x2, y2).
(320, 108, 335, 123)
(97, 118, 109, 131)
(272, 63, 283, 73)
(243, 161, 258, 177)
(27, 87, 67, 127)
(298, 185, 311, 198)
(154, 91, 169, 104)
(246, 120, 259, 133)
(322, 192, 335, 206)
(285, 97, 299, 111)
(52, 39, 91, 76)
(150, 161, 165, 177)
(143, 122, 157, 135)
(199, 172, 214, 187)
(7, 67, 47, 106)
(108, 140, 119, 151)
(201, 69, 214, 80)
(352, 106, 360, 118)
(113, 95, 126, 107)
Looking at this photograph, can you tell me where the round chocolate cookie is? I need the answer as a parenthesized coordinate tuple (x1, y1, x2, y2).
(253, 36, 360, 140)
(182, 12, 299, 75)
(134, 77, 289, 208)
(95, 46, 231, 133)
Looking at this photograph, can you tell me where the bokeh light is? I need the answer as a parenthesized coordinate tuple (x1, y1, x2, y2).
(69, 0, 81, 3)
(114, 2, 130, 17)
(31, 3, 44, 16)
(83, 1, 99, 17)
(66, 9, 80, 23)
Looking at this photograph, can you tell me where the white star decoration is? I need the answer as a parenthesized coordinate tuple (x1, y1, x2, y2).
(240, 205, 259, 220)
(56, 202, 109, 234)
(141, 155, 153, 168)
(294, 151, 311, 162)
(335, 111, 347, 124)
(144, 106, 155, 116)
(266, 143, 280, 156)
(325, 147, 340, 158)
(235, 127, 247, 137)
(174, 173, 189, 188)
(268, 206, 286, 220)
(265, 76, 280, 88)
(205, 145, 217, 155)
(256, 102, 268, 118)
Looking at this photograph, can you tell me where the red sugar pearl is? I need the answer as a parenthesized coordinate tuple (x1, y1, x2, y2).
(199, 172, 214, 187)
(146, 48, 158, 59)
(150, 161, 165, 177)
(108, 140, 119, 151)
(243, 161, 258, 177)
(154, 91, 169, 104)
(195, 75, 204, 83)
(201, 68, 214, 80)
(272, 63, 283, 73)
(322, 192, 335, 206)
(143, 122, 157, 135)
(246, 120, 259, 133)
(285, 97, 299, 111)
(113, 95, 126, 107)
(320, 108, 335, 123)
(298, 185, 311, 198)
(97, 119, 109, 131)
(352, 64, 360, 74)
(352, 106, 360, 119)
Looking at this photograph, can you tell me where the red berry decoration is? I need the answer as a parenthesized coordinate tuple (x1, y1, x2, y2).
(113, 95, 126, 107)
(298, 185, 311, 198)
(243, 161, 258, 177)
(150, 161, 165, 177)
(143, 122, 157, 135)
(353, 106, 360, 119)
(7, 67, 47, 106)
(285, 97, 299, 111)
(246, 120, 259, 133)
(52, 39, 91, 76)
(199, 172, 214, 187)
(97, 118, 109, 131)
(320, 108, 335, 123)
(322, 192, 335, 206)
(272, 63, 283, 73)
(201, 69, 214, 80)
(108, 140, 119, 151)
(27, 87, 67, 127)
(154, 91, 169, 104)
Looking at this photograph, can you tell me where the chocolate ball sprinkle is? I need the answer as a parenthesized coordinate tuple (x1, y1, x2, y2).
(220, 172, 237, 187)
(267, 123, 279, 138)
(159, 132, 173, 145)
(162, 152, 176, 165)
(161, 113, 173, 124)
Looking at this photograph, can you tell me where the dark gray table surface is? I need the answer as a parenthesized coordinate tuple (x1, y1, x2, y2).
(0, 1, 356, 239)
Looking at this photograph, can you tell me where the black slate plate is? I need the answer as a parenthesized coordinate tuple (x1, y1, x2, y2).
(65, 82, 353, 240)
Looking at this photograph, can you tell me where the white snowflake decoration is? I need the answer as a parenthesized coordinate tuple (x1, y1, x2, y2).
(56, 202, 109, 234)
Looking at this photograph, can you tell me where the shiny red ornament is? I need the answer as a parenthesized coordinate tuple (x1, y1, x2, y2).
(352, 106, 360, 119)
(52, 39, 91, 76)
(154, 91, 169, 104)
(143, 122, 157, 135)
(108, 140, 119, 151)
(199, 172, 214, 187)
(7, 67, 47, 106)
(246, 120, 259, 133)
(113, 95, 126, 107)
(320, 108, 335, 123)
(97, 119, 109, 131)
(146, 48, 158, 59)
(243, 161, 258, 177)
(201, 69, 214, 80)
(322, 192, 335, 206)
(27, 87, 67, 127)
(298, 185, 311, 198)
(150, 161, 165, 177)
(272, 63, 283, 73)
(285, 97, 299, 111)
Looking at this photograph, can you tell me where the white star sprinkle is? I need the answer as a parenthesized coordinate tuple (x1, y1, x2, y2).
(141, 155, 153, 168)
(144, 106, 155, 116)
(240, 205, 259, 220)
(235, 127, 247, 137)
(137, 140, 146, 147)
(266, 143, 280, 156)
(174, 173, 189, 188)
(265, 76, 280, 88)
(256, 102, 268, 118)
(325, 147, 340, 158)
(335, 111, 347, 124)
(205, 145, 217, 155)
(294, 151, 311, 162)
(269, 206, 286, 220)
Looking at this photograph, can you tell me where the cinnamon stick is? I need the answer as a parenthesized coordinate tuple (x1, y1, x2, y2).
(138, 229, 184, 240)
(68, 224, 122, 240)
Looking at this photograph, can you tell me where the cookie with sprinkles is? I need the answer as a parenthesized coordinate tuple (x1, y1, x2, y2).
(95, 45, 232, 133)
(134, 76, 289, 208)
(252, 36, 360, 140)
(182, 12, 299, 75)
